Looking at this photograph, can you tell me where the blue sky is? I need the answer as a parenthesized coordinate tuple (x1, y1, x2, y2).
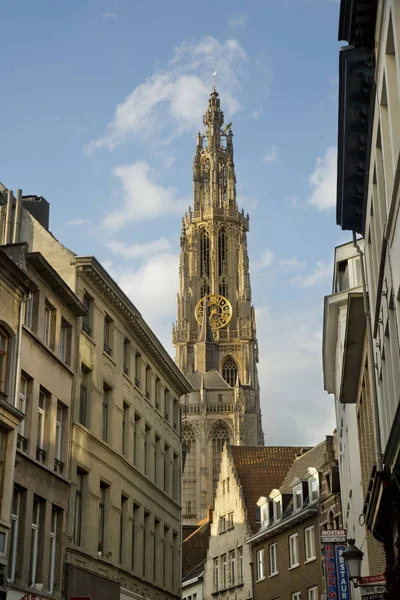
(1, 0, 347, 445)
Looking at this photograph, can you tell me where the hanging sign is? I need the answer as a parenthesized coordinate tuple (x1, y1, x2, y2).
(324, 543, 339, 599)
(321, 529, 347, 543)
(335, 544, 351, 600)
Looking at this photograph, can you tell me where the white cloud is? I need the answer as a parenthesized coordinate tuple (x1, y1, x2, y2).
(251, 108, 262, 120)
(308, 146, 337, 211)
(279, 256, 306, 270)
(229, 16, 246, 28)
(293, 259, 332, 288)
(263, 145, 278, 163)
(88, 35, 246, 152)
(102, 161, 189, 230)
(107, 237, 171, 259)
(67, 218, 89, 226)
(102, 12, 117, 20)
(164, 156, 176, 169)
(254, 249, 274, 270)
(257, 304, 335, 445)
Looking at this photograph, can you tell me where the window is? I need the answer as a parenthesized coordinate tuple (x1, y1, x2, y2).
(8, 486, 21, 581)
(18, 375, 28, 440)
(135, 353, 141, 387)
(37, 390, 47, 463)
(237, 547, 243, 583)
(293, 483, 303, 511)
(145, 366, 151, 401)
(256, 548, 265, 580)
(229, 550, 235, 586)
(164, 389, 170, 422)
(308, 475, 319, 502)
(0, 328, 9, 394)
(54, 401, 65, 473)
(292, 593, 301, 600)
(218, 227, 227, 276)
(220, 515, 226, 533)
(173, 452, 179, 500)
(24, 295, 33, 329)
(155, 377, 161, 411)
(173, 398, 179, 431)
(79, 365, 89, 427)
(44, 301, 56, 349)
(164, 444, 170, 492)
(102, 385, 110, 442)
(200, 228, 210, 277)
(120, 496, 127, 564)
(122, 338, 130, 376)
(132, 503, 140, 572)
(308, 586, 318, 600)
(74, 470, 84, 545)
(103, 315, 113, 356)
(98, 483, 107, 553)
(122, 403, 129, 456)
(222, 358, 238, 387)
(228, 512, 234, 529)
(222, 554, 227, 588)
(261, 502, 270, 527)
(289, 533, 299, 568)
(48, 507, 58, 593)
(213, 557, 219, 591)
(30, 498, 41, 586)
(133, 413, 141, 466)
(60, 319, 72, 365)
(82, 292, 92, 336)
(218, 161, 227, 207)
(144, 424, 151, 476)
(305, 526, 316, 561)
(143, 512, 150, 578)
(269, 543, 278, 575)
(273, 498, 282, 521)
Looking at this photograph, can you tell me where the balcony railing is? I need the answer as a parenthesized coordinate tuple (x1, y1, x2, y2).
(123, 365, 129, 376)
(54, 458, 64, 474)
(145, 391, 150, 401)
(36, 447, 47, 463)
(103, 343, 112, 356)
(17, 434, 28, 451)
(135, 378, 140, 388)
(82, 321, 92, 336)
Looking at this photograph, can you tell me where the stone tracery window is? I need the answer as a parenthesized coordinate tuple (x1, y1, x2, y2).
(182, 426, 197, 518)
(219, 278, 228, 298)
(218, 228, 227, 277)
(200, 229, 210, 278)
(201, 280, 210, 298)
(222, 357, 238, 387)
(212, 421, 230, 490)
(203, 159, 210, 207)
(219, 159, 227, 206)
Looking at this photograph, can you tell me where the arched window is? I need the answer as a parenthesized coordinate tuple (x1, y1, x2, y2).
(182, 426, 197, 518)
(222, 358, 238, 387)
(0, 328, 9, 394)
(212, 421, 230, 490)
(200, 229, 210, 278)
(219, 278, 228, 298)
(218, 159, 227, 206)
(203, 159, 210, 207)
(218, 228, 227, 277)
(201, 280, 210, 298)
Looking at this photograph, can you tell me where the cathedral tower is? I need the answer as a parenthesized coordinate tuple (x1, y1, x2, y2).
(173, 89, 264, 523)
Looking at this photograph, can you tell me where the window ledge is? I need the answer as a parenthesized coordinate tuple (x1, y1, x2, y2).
(269, 572, 279, 578)
(288, 564, 300, 570)
(304, 557, 316, 564)
(81, 328, 95, 345)
(256, 577, 265, 583)
(123, 372, 132, 385)
(103, 350, 116, 366)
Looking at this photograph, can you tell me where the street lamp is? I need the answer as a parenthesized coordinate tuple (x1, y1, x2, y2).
(342, 539, 364, 587)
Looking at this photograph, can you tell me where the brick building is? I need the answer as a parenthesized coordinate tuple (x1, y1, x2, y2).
(203, 445, 303, 600)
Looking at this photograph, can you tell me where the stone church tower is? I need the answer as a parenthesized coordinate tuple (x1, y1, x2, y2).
(173, 89, 264, 524)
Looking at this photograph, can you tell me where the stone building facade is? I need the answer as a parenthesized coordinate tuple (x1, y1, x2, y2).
(174, 90, 264, 524)
(1, 185, 192, 600)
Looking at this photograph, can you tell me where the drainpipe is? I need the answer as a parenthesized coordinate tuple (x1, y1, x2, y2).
(352, 232, 382, 471)
(4, 190, 13, 245)
(14, 293, 31, 408)
(12, 189, 22, 243)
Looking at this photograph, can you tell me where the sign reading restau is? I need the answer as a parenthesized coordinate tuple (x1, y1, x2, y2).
(335, 544, 351, 600)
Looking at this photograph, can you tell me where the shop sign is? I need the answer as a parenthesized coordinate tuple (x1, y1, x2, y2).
(359, 575, 385, 585)
(335, 544, 350, 600)
(324, 543, 338, 598)
(321, 529, 347, 543)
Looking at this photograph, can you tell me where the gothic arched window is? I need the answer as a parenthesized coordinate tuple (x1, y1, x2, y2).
(182, 426, 197, 518)
(200, 229, 210, 278)
(203, 159, 210, 207)
(222, 357, 238, 387)
(201, 279, 210, 298)
(218, 159, 227, 207)
(218, 227, 227, 277)
(219, 278, 228, 298)
(212, 421, 230, 489)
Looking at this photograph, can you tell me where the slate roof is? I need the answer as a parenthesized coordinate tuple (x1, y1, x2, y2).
(230, 446, 305, 533)
(182, 515, 212, 577)
(279, 441, 327, 494)
(188, 369, 231, 389)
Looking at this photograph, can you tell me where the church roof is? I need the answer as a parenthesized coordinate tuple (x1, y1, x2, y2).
(279, 441, 326, 493)
(230, 446, 304, 533)
(188, 369, 231, 390)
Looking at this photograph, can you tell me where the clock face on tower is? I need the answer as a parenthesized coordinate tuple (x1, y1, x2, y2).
(195, 294, 233, 330)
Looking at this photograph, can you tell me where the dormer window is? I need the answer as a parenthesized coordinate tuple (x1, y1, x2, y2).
(293, 483, 303, 511)
(308, 474, 319, 503)
(257, 497, 270, 528)
(273, 498, 282, 521)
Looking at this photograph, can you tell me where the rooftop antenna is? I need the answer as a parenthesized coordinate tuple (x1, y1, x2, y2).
(212, 70, 217, 91)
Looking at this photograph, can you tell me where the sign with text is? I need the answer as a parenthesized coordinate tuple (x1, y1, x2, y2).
(324, 542, 351, 600)
(359, 575, 385, 585)
(335, 544, 351, 600)
(360, 593, 385, 600)
(324, 543, 339, 598)
(321, 529, 348, 543)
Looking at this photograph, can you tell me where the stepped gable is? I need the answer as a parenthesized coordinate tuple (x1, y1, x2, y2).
(230, 446, 304, 533)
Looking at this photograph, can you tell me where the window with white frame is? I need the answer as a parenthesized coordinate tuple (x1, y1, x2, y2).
(30, 498, 41, 586)
(308, 475, 319, 502)
(55, 402, 63, 461)
(305, 525, 316, 561)
(18, 376, 28, 437)
(293, 483, 303, 511)
(269, 542, 278, 575)
(292, 592, 301, 600)
(308, 586, 318, 600)
(213, 557, 219, 591)
(229, 550, 235, 586)
(220, 515, 226, 533)
(273, 497, 282, 521)
(48, 507, 58, 593)
(289, 533, 299, 568)
(260, 500, 269, 527)
(37, 390, 47, 463)
(256, 548, 265, 580)
(237, 547, 243, 583)
(222, 554, 227, 588)
(7, 486, 21, 581)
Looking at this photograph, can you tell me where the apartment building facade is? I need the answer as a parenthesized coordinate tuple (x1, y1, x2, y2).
(336, 1, 400, 595)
